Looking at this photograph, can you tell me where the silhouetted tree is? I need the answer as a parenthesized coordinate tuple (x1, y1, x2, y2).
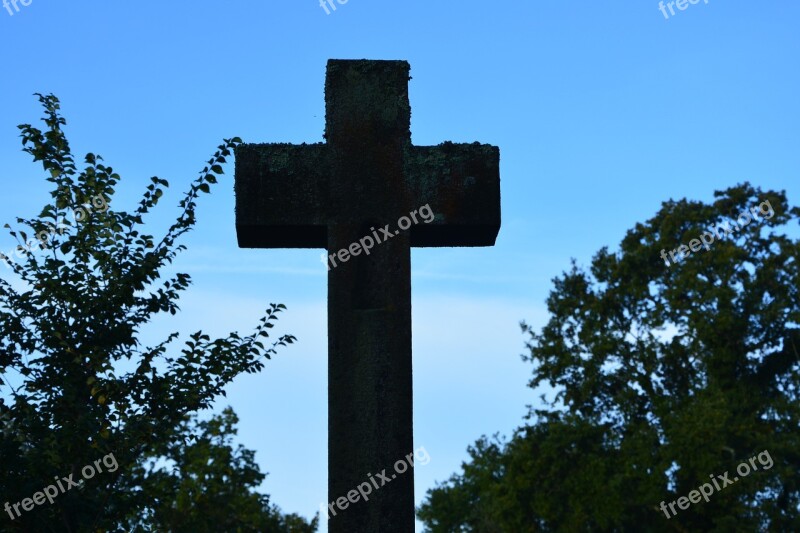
(126, 408, 317, 532)
(0, 95, 314, 531)
(419, 184, 800, 531)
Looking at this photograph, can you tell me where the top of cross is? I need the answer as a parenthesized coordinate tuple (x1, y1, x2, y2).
(235, 59, 500, 250)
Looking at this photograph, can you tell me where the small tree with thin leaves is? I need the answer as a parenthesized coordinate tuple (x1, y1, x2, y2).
(0, 94, 311, 532)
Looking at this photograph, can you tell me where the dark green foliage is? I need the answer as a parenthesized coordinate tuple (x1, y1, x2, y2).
(419, 184, 800, 531)
(125, 408, 318, 532)
(0, 95, 313, 531)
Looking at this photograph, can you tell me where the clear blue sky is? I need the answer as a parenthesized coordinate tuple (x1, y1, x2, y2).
(1, 1, 798, 530)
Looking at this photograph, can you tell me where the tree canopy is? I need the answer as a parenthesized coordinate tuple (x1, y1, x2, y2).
(0, 94, 315, 531)
(419, 183, 800, 531)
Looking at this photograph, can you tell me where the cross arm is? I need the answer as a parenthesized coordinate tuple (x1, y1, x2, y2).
(235, 142, 331, 248)
(405, 142, 500, 247)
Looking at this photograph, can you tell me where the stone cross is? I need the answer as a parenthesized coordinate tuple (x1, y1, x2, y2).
(235, 59, 500, 532)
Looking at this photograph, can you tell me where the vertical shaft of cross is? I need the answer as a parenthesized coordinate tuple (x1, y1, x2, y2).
(327, 232, 413, 531)
(326, 61, 415, 532)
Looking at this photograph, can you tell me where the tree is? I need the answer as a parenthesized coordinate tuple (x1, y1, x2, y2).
(0, 94, 314, 531)
(419, 183, 800, 531)
(125, 408, 318, 532)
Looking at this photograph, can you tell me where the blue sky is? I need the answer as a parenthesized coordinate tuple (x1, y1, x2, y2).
(1, 1, 798, 530)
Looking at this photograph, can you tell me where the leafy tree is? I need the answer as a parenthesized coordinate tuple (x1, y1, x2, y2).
(0, 94, 314, 531)
(419, 184, 800, 531)
(125, 407, 318, 532)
